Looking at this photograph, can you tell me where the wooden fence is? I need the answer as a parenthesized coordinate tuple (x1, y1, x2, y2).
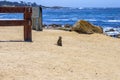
(0, 7, 32, 42)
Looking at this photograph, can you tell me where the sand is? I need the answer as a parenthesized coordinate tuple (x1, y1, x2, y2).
(0, 26, 120, 80)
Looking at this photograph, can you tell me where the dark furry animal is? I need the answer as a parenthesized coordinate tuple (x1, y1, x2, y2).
(57, 36, 62, 46)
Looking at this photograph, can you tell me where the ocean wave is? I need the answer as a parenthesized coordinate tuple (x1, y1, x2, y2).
(84, 19, 97, 21)
(46, 18, 98, 22)
(78, 7, 84, 10)
(46, 18, 76, 22)
(107, 20, 120, 22)
(101, 20, 120, 23)
(84, 19, 120, 22)
(43, 15, 50, 17)
(45, 18, 120, 23)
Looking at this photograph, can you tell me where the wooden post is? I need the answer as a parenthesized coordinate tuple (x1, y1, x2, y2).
(24, 7, 32, 42)
(38, 7, 43, 31)
(40, 6, 43, 31)
(32, 18, 36, 30)
(32, 7, 43, 31)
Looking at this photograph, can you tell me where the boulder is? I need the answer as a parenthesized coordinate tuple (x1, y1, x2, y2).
(64, 24, 72, 28)
(105, 28, 115, 32)
(49, 24, 62, 28)
(72, 20, 103, 34)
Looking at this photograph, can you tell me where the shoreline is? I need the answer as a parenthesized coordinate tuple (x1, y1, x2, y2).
(42, 23, 120, 38)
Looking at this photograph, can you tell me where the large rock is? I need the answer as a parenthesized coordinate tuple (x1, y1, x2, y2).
(72, 20, 103, 34)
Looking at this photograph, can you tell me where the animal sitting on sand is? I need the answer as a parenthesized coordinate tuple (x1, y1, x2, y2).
(57, 36, 62, 46)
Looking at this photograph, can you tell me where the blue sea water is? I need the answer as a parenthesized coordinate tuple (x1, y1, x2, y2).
(43, 8, 120, 28)
(0, 8, 120, 28)
(0, 13, 23, 20)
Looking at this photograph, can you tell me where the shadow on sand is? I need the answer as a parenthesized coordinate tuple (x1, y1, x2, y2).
(0, 40, 25, 42)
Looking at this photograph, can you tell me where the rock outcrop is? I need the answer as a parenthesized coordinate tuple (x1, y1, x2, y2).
(72, 20, 103, 34)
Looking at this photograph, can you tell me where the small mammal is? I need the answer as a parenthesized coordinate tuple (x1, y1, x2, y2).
(57, 36, 62, 46)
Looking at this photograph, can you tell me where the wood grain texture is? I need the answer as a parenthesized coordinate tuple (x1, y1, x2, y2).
(0, 7, 32, 42)
(0, 20, 25, 26)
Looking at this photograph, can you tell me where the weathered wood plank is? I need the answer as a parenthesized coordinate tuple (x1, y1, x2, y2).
(24, 7, 32, 42)
(32, 7, 43, 31)
(0, 20, 25, 26)
(0, 7, 25, 13)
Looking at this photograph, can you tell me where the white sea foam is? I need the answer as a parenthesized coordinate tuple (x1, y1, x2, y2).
(78, 7, 84, 10)
(107, 20, 120, 22)
(103, 27, 120, 36)
(103, 27, 114, 32)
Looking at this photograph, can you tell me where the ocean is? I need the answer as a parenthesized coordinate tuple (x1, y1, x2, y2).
(0, 8, 120, 28)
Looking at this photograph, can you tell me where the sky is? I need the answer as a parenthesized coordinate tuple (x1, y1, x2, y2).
(5, 0, 120, 8)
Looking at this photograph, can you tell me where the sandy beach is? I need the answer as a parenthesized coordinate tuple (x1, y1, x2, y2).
(0, 26, 120, 80)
